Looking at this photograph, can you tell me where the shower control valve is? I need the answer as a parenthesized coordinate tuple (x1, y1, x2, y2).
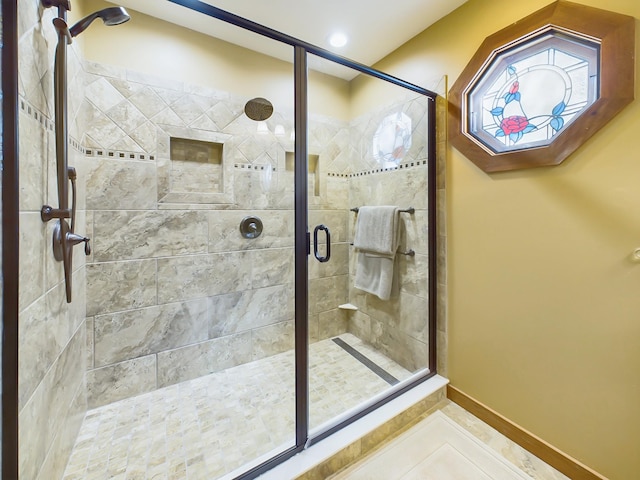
(67, 232, 91, 256)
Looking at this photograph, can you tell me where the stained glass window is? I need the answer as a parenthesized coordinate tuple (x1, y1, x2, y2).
(465, 28, 600, 155)
(372, 111, 412, 168)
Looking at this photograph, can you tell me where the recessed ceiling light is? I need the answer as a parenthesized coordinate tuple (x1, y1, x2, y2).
(328, 32, 348, 48)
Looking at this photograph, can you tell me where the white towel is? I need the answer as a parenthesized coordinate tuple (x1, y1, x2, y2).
(353, 206, 400, 300)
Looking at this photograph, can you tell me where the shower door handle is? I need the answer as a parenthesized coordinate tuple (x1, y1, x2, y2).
(313, 224, 331, 263)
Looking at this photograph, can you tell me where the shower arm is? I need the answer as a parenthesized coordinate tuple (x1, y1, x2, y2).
(40, 1, 91, 303)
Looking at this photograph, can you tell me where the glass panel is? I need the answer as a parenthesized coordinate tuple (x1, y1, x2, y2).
(17, 2, 295, 478)
(467, 29, 600, 154)
(307, 54, 431, 433)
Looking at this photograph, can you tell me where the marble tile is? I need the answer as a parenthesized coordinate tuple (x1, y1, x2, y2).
(208, 209, 294, 252)
(35, 382, 87, 480)
(19, 281, 84, 410)
(400, 209, 430, 255)
(359, 290, 429, 344)
(84, 157, 158, 211)
(86, 259, 157, 316)
(251, 320, 295, 360)
(127, 85, 167, 119)
(206, 101, 242, 131)
(171, 160, 223, 193)
(308, 210, 349, 243)
(126, 69, 184, 92)
(18, 110, 47, 211)
(325, 176, 350, 209)
(87, 355, 157, 408)
(309, 242, 349, 280)
(348, 310, 372, 341)
(157, 252, 251, 304)
(249, 247, 295, 288)
(398, 252, 429, 298)
(93, 210, 209, 262)
(308, 312, 320, 344)
(157, 332, 252, 387)
(369, 317, 429, 372)
(85, 76, 126, 113)
(19, 326, 86, 480)
(94, 298, 209, 367)
(208, 284, 294, 338)
(318, 308, 349, 340)
(130, 120, 159, 154)
(86, 316, 95, 370)
(19, 211, 46, 311)
(170, 94, 206, 126)
(437, 233, 447, 287)
(64, 336, 418, 479)
(84, 107, 128, 149)
(309, 275, 348, 314)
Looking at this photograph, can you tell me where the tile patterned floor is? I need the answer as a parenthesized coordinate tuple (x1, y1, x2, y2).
(330, 401, 570, 480)
(62, 334, 414, 480)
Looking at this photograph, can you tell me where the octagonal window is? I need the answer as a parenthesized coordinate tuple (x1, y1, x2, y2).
(465, 28, 600, 155)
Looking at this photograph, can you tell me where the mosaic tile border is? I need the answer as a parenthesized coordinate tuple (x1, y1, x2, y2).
(19, 97, 54, 132)
(84, 148, 154, 161)
(20, 96, 428, 177)
(234, 163, 277, 171)
(328, 160, 428, 178)
(19, 96, 152, 161)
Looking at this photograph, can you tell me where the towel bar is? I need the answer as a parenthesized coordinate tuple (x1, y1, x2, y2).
(349, 244, 415, 256)
(350, 206, 415, 214)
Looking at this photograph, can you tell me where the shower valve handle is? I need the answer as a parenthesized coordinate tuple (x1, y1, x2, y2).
(67, 232, 91, 256)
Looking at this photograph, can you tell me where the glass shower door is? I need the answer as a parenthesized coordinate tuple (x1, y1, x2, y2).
(306, 53, 432, 433)
(50, 6, 299, 479)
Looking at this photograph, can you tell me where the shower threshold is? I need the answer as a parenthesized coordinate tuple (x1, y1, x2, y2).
(62, 334, 433, 480)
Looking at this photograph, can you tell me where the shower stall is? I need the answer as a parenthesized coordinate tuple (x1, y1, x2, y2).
(6, 0, 443, 478)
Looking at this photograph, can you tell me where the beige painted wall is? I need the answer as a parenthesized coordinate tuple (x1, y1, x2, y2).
(355, 1, 640, 478)
(72, 0, 350, 119)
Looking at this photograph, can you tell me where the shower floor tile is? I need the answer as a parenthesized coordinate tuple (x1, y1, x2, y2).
(62, 334, 414, 480)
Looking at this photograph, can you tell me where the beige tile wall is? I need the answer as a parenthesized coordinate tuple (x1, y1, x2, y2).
(18, 4, 89, 480)
(81, 63, 353, 408)
(16, 9, 440, 475)
(346, 95, 431, 372)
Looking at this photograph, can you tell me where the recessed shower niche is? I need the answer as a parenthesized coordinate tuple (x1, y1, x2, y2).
(170, 137, 223, 193)
(286, 151, 321, 197)
(157, 126, 233, 204)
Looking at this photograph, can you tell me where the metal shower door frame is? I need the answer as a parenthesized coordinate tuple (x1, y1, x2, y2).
(159, 4, 440, 476)
(2, 0, 20, 478)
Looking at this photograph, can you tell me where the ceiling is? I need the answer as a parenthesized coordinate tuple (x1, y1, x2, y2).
(110, 0, 468, 80)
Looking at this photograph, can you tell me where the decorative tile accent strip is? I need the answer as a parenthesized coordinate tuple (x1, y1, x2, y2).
(234, 163, 276, 171)
(20, 96, 425, 179)
(84, 148, 153, 161)
(20, 97, 54, 132)
(19, 96, 155, 161)
(328, 159, 428, 178)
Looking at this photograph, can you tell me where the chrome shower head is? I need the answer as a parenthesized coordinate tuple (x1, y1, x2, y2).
(69, 6, 130, 37)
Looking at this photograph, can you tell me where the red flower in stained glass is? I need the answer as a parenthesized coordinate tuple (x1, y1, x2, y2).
(509, 81, 519, 94)
(500, 116, 529, 134)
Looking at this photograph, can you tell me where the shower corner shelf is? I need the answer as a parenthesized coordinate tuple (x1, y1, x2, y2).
(338, 303, 358, 311)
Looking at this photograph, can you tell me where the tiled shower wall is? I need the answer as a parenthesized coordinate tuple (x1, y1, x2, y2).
(16, 6, 436, 476)
(18, 3, 89, 480)
(346, 97, 431, 372)
(80, 62, 432, 407)
(80, 62, 353, 408)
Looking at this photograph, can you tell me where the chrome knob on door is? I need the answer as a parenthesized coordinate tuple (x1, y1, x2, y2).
(313, 224, 331, 263)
